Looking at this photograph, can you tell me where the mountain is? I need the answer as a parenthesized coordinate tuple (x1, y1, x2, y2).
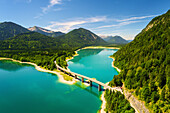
(102, 36, 128, 44)
(28, 26, 65, 37)
(0, 26, 107, 50)
(0, 26, 108, 69)
(0, 22, 29, 40)
(0, 32, 61, 50)
(57, 28, 108, 48)
(109, 10, 170, 112)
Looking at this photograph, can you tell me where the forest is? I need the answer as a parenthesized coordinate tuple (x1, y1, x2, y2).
(104, 89, 135, 113)
(108, 10, 170, 112)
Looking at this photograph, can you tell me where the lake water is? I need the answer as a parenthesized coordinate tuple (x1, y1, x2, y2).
(68, 49, 118, 83)
(0, 48, 118, 113)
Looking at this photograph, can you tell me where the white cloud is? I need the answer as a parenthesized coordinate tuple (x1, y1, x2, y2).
(96, 14, 156, 29)
(42, 0, 62, 13)
(115, 15, 157, 22)
(34, 0, 65, 19)
(97, 21, 140, 29)
(45, 16, 107, 32)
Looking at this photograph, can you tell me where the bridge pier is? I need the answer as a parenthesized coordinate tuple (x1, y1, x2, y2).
(98, 84, 101, 91)
(89, 80, 92, 87)
(68, 73, 72, 76)
(82, 77, 84, 83)
(75, 75, 77, 79)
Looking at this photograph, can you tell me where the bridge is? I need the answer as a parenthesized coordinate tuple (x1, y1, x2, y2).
(55, 61, 123, 93)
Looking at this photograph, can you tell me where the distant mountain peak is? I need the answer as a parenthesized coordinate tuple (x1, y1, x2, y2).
(28, 26, 54, 33)
(58, 27, 107, 47)
(28, 26, 65, 37)
(102, 35, 128, 44)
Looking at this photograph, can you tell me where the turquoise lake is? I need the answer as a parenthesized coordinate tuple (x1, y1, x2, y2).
(68, 49, 119, 83)
(0, 48, 118, 113)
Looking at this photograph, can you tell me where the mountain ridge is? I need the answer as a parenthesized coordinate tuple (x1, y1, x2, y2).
(102, 35, 128, 44)
(0, 22, 30, 40)
(0, 24, 108, 50)
(56, 28, 108, 48)
(28, 26, 65, 37)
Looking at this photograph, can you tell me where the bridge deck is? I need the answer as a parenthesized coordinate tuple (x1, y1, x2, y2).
(55, 61, 123, 94)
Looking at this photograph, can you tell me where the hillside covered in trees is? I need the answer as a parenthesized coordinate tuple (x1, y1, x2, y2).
(56, 28, 107, 48)
(108, 10, 170, 112)
(0, 22, 30, 40)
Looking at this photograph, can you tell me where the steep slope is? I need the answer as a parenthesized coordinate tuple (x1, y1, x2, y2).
(28, 26, 65, 37)
(57, 28, 107, 48)
(0, 22, 29, 40)
(109, 10, 170, 112)
(103, 36, 128, 44)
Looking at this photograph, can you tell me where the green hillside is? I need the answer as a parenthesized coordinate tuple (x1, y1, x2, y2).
(109, 10, 170, 112)
(0, 22, 29, 40)
(0, 32, 61, 50)
(57, 28, 107, 48)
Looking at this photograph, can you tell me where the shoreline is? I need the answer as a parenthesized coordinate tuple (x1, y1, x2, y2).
(109, 56, 121, 73)
(66, 49, 80, 62)
(81, 46, 120, 50)
(104, 57, 139, 113)
(0, 58, 77, 85)
(100, 82, 109, 113)
(100, 56, 121, 113)
(100, 91, 106, 113)
(66, 46, 120, 63)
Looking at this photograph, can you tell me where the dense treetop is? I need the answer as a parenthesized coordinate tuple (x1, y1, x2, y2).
(109, 10, 170, 112)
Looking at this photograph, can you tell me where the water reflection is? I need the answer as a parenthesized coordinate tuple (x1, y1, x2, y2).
(74, 82, 102, 98)
(71, 49, 103, 62)
(0, 60, 32, 71)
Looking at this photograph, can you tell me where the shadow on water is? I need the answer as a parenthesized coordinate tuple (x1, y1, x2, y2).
(0, 60, 33, 71)
(74, 82, 103, 98)
(51, 73, 104, 98)
(70, 49, 103, 62)
(76, 77, 105, 92)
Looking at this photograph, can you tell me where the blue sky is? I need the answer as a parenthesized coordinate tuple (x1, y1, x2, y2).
(0, 0, 169, 39)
